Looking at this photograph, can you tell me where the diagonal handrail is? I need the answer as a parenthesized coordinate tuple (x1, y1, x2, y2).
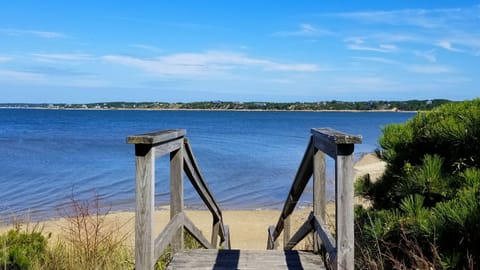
(127, 129, 230, 270)
(267, 128, 361, 270)
(183, 139, 227, 245)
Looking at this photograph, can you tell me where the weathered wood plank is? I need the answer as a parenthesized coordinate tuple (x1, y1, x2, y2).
(272, 139, 314, 244)
(267, 225, 276, 250)
(284, 213, 313, 250)
(153, 137, 183, 158)
(153, 212, 185, 261)
(311, 128, 362, 159)
(283, 215, 291, 249)
(183, 148, 224, 235)
(168, 250, 326, 270)
(184, 139, 223, 213)
(135, 144, 155, 270)
(312, 215, 336, 259)
(183, 214, 213, 249)
(335, 147, 355, 270)
(222, 225, 231, 250)
(211, 221, 220, 247)
(127, 129, 186, 145)
(311, 128, 362, 145)
(170, 145, 184, 253)
(183, 140, 223, 219)
(313, 149, 326, 253)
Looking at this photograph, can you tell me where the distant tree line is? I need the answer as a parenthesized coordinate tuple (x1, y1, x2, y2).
(0, 99, 454, 111)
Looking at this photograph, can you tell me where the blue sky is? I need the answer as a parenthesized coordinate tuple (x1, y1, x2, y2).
(1, 1, 479, 103)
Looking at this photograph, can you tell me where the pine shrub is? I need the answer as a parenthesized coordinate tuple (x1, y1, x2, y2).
(355, 99, 480, 269)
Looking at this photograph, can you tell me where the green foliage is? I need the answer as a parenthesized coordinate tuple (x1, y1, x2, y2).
(0, 228, 48, 270)
(355, 99, 480, 269)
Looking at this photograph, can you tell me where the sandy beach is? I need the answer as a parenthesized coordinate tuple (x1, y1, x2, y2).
(1, 153, 385, 250)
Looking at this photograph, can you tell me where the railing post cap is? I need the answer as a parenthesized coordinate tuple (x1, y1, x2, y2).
(127, 129, 186, 145)
(311, 128, 362, 144)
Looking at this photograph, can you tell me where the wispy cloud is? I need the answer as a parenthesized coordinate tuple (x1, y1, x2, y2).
(0, 28, 65, 38)
(352, 56, 398, 64)
(334, 8, 464, 29)
(273, 24, 331, 37)
(102, 51, 320, 77)
(31, 53, 92, 62)
(406, 64, 453, 74)
(0, 56, 12, 63)
(346, 37, 397, 53)
(436, 40, 463, 52)
(0, 69, 45, 81)
(413, 50, 436, 62)
(130, 44, 163, 53)
(0, 68, 108, 88)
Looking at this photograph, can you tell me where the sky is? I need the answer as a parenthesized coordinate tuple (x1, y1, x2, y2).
(0, 1, 479, 103)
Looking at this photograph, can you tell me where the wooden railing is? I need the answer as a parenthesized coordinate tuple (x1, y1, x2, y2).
(267, 128, 361, 270)
(127, 129, 230, 269)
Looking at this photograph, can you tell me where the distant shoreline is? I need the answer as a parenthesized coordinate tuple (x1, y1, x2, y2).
(0, 106, 417, 113)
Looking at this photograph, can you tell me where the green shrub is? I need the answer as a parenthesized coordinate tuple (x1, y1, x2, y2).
(0, 228, 48, 270)
(355, 99, 480, 269)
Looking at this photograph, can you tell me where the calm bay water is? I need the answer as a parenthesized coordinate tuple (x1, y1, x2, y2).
(0, 109, 414, 220)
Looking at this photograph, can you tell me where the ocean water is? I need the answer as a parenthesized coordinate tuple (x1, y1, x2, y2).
(0, 109, 414, 220)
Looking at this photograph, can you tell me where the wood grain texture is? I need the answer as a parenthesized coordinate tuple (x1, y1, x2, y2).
(312, 215, 336, 260)
(170, 145, 184, 253)
(267, 225, 276, 250)
(313, 149, 326, 253)
(335, 152, 355, 270)
(283, 216, 291, 249)
(183, 214, 214, 249)
(284, 213, 313, 250)
(272, 138, 314, 244)
(153, 137, 183, 158)
(154, 212, 185, 261)
(135, 145, 155, 270)
(167, 249, 326, 270)
(311, 128, 362, 145)
(223, 225, 231, 250)
(127, 129, 186, 145)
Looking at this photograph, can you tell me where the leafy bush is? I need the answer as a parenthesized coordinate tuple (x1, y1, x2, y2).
(0, 227, 48, 270)
(355, 99, 480, 269)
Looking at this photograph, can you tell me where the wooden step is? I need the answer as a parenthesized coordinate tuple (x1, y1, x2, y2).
(167, 249, 326, 270)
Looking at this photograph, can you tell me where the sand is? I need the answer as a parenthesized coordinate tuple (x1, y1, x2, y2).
(1, 153, 385, 250)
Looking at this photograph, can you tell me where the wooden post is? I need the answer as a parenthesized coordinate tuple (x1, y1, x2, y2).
(135, 144, 155, 270)
(335, 144, 355, 270)
(313, 148, 326, 253)
(211, 220, 220, 247)
(170, 144, 184, 253)
(283, 216, 291, 249)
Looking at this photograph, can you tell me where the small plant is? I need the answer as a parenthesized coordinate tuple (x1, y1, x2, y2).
(0, 225, 48, 270)
(155, 230, 203, 270)
(56, 192, 133, 270)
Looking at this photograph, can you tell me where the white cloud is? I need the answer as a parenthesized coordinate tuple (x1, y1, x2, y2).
(0, 28, 65, 38)
(130, 44, 163, 53)
(273, 23, 331, 37)
(352, 56, 398, 64)
(102, 51, 320, 77)
(0, 68, 108, 88)
(436, 40, 463, 52)
(406, 64, 453, 74)
(413, 50, 436, 62)
(31, 53, 92, 62)
(335, 8, 464, 29)
(0, 69, 45, 81)
(347, 43, 397, 53)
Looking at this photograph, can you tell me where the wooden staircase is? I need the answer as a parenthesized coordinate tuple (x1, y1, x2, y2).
(127, 128, 361, 270)
(167, 249, 325, 270)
